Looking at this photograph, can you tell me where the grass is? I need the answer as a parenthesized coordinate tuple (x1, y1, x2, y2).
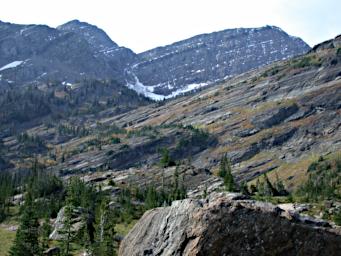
(0, 226, 16, 256)
(266, 154, 320, 191)
(115, 219, 138, 236)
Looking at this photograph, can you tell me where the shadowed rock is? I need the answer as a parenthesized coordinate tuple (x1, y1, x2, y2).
(119, 193, 341, 256)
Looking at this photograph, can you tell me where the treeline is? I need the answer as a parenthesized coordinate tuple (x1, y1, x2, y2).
(7, 160, 187, 255)
(296, 156, 341, 202)
(217, 155, 288, 197)
(0, 79, 150, 131)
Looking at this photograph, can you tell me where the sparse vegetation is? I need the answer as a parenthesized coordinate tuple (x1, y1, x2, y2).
(295, 155, 341, 202)
(337, 47, 341, 56)
(291, 55, 322, 68)
(218, 155, 236, 192)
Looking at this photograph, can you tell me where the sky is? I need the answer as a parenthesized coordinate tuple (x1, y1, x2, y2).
(0, 0, 340, 53)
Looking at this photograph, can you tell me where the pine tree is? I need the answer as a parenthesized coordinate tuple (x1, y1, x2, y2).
(9, 191, 41, 256)
(145, 185, 158, 210)
(40, 217, 52, 252)
(263, 173, 277, 196)
(160, 148, 171, 167)
(95, 198, 116, 256)
(274, 173, 287, 196)
(172, 166, 180, 200)
(222, 157, 235, 192)
(240, 181, 250, 195)
(218, 155, 228, 178)
(59, 194, 73, 256)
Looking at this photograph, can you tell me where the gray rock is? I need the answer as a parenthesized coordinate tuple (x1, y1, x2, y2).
(43, 247, 60, 256)
(128, 26, 309, 98)
(251, 103, 299, 129)
(120, 192, 341, 256)
(49, 206, 85, 240)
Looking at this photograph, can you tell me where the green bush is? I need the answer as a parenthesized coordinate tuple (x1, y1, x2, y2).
(336, 48, 341, 56)
(292, 56, 321, 68)
(296, 156, 341, 202)
(111, 137, 121, 144)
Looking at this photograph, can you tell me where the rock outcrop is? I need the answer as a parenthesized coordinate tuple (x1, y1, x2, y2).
(0, 20, 309, 99)
(49, 206, 85, 240)
(119, 193, 341, 256)
(128, 26, 310, 98)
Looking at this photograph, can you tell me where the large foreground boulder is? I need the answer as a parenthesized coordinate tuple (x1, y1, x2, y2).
(119, 193, 341, 256)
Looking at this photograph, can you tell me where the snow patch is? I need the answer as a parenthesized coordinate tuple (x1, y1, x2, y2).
(125, 70, 209, 101)
(62, 81, 72, 86)
(0, 61, 24, 71)
(126, 71, 165, 101)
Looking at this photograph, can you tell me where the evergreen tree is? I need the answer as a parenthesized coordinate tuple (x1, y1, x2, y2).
(95, 198, 116, 256)
(40, 217, 52, 252)
(9, 191, 41, 256)
(274, 173, 287, 196)
(218, 155, 228, 178)
(59, 194, 73, 256)
(160, 148, 171, 167)
(256, 174, 277, 197)
(203, 184, 208, 199)
(221, 157, 235, 192)
(145, 185, 158, 210)
(240, 181, 250, 195)
(262, 174, 277, 196)
(171, 166, 180, 200)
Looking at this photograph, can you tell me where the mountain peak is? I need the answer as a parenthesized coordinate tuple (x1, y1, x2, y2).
(57, 19, 94, 30)
(57, 19, 119, 51)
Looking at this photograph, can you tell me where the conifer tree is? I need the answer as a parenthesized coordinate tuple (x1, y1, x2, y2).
(40, 217, 52, 252)
(218, 155, 228, 178)
(59, 192, 73, 256)
(9, 191, 41, 256)
(219, 156, 235, 192)
(240, 181, 250, 195)
(95, 198, 116, 256)
(145, 185, 158, 210)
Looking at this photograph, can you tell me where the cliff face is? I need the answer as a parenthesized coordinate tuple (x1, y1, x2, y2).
(119, 193, 341, 256)
(0, 20, 309, 99)
(127, 26, 310, 99)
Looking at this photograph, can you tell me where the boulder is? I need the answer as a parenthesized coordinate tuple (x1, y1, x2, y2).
(119, 193, 341, 256)
(43, 247, 60, 256)
(49, 206, 85, 240)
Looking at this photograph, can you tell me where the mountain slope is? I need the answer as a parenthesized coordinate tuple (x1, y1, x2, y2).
(0, 20, 309, 100)
(30, 34, 337, 189)
(0, 20, 135, 88)
(126, 25, 310, 99)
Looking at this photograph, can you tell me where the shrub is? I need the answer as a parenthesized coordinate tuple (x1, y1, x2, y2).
(111, 137, 121, 144)
(292, 56, 321, 68)
(295, 155, 341, 202)
(336, 48, 341, 56)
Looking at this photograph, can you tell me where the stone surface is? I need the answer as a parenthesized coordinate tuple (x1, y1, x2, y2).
(43, 247, 60, 256)
(119, 193, 341, 256)
(128, 26, 310, 98)
(49, 206, 85, 240)
(0, 20, 309, 99)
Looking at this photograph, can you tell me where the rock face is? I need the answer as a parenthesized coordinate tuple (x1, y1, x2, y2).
(0, 20, 309, 99)
(127, 26, 310, 99)
(0, 20, 135, 88)
(119, 193, 341, 256)
(49, 206, 85, 240)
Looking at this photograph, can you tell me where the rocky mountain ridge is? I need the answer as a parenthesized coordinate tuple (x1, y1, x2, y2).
(128, 25, 310, 99)
(0, 20, 309, 99)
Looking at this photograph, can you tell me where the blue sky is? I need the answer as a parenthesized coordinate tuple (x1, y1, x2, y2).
(0, 0, 340, 52)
